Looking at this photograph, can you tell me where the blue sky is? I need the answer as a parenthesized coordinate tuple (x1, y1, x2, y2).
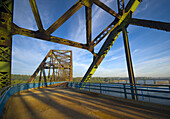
(12, 0, 170, 77)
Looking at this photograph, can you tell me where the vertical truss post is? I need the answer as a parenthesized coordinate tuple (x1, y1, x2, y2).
(38, 69, 42, 87)
(0, 0, 13, 88)
(70, 51, 73, 81)
(52, 55, 55, 81)
(85, 6, 92, 46)
(58, 68, 59, 81)
(48, 55, 51, 81)
(63, 68, 65, 80)
(54, 67, 56, 81)
(42, 69, 47, 87)
(55, 70, 58, 81)
(122, 28, 137, 100)
(53, 58, 56, 81)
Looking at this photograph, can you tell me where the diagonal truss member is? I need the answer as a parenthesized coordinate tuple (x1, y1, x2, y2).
(28, 50, 73, 85)
(0, 0, 170, 99)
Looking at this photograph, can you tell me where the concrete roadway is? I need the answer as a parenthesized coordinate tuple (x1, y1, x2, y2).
(4, 87, 170, 119)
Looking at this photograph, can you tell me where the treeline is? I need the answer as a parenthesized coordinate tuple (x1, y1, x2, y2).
(11, 74, 66, 84)
(11, 74, 31, 84)
(11, 74, 170, 84)
(11, 74, 31, 81)
(11, 74, 41, 84)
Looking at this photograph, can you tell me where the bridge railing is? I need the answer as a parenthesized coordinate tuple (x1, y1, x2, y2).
(68, 82, 170, 105)
(0, 81, 67, 116)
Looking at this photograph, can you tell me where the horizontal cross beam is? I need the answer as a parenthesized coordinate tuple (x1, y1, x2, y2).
(129, 18, 170, 32)
(12, 24, 89, 50)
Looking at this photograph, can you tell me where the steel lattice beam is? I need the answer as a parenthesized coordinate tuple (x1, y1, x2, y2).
(0, 0, 13, 88)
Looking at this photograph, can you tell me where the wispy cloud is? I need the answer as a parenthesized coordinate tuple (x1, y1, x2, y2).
(133, 0, 149, 16)
(13, 0, 37, 30)
(94, 66, 127, 77)
(103, 55, 123, 62)
(134, 56, 170, 77)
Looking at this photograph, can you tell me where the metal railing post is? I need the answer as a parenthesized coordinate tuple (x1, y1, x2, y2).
(89, 82, 90, 92)
(123, 84, 127, 99)
(100, 83, 102, 94)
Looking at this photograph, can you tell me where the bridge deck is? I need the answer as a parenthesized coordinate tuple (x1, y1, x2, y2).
(4, 87, 170, 119)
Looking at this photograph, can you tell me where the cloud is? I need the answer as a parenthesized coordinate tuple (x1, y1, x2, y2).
(13, 0, 37, 30)
(93, 66, 127, 77)
(134, 56, 170, 77)
(133, 0, 149, 16)
(103, 55, 123, 62)
(74, 61, 89, 70)
(132, 49, 139, 54)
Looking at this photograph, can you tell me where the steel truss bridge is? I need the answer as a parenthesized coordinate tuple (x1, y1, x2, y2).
(0, 0, 170, 102)
(28, 50, 73, 84)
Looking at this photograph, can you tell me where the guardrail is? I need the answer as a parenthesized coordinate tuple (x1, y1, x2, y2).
(0, 81, 66, 116)
(69, 82, 170, 105)
(93, 79, 170, 85)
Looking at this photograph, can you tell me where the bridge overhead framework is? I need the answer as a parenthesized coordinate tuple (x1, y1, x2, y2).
(0, 0, 170, 100)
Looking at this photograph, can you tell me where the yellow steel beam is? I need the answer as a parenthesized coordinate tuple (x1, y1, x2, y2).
(85, 6, 92, 46)
(0, 0, 12, 14)
(50, 36, 88, 49)
(0, 0, 12, 7)
(70, 51, 73, 81)
(44, 67, 69, 69)
(29, 0, 44, 31)
(0, 0, 13, 88)
(80, 0, 94, 7)
(81, 28, 121, 83)
(122, 27, 137, 100)
(129, 18, 170, 32)
(12, 24, 88, 50)
(91, 20, 117, 47)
